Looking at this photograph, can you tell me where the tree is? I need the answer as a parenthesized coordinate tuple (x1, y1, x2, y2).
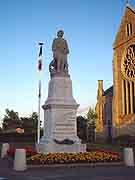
(76, 116, 87, 141)
(2, 109, 21, 132)
(86, 106, 97, 142)
(30, 112, 38, 132)
(87, 106, 97, 125)
(21, 112, 38, 133)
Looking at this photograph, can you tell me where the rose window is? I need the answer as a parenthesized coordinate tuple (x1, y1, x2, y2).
(121, 44, 135, 80)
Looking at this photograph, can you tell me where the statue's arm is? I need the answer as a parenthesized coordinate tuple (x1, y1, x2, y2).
(65, 40, 69, 54)
(52, 39, 57, 51)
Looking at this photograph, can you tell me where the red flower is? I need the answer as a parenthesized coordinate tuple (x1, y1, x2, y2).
(7, 147, 15, 153)
(7, 146, 37, 158)
(25, 147, 37, 153)
(94, 148, 120, 156)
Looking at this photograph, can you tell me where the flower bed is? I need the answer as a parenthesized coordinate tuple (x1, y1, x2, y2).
(27, 151, 121, 165)
(7, 146, 121, 165)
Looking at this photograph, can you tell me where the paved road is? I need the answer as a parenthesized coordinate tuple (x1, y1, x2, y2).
(0, 158, 135, 180)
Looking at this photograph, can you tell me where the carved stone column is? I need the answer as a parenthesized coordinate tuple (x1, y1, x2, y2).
(134, 82, 135, 112)
(130, 81, 133, 114)
(126, 80, 129, 115)
(122, 79, 125, 115)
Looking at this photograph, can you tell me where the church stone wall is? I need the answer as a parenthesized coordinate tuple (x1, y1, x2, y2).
(96, 5, 135, 139)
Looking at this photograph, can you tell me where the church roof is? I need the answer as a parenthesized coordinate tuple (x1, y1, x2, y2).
(113, 5, 135, 49)
(126, 5, 135, 14)
(103, 86, 113, 97)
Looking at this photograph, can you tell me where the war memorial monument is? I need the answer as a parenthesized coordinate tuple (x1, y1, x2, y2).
(37, 30, 86, 152)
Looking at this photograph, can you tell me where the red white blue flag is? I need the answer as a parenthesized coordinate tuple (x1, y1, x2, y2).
(38, 45, 42, 71)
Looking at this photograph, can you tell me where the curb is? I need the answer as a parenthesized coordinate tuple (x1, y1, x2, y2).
(4, 157, 124, 168)
(28, 161, 124, 168)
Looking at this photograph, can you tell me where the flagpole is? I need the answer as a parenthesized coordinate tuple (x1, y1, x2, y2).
(37, 79, 41, 144)
(37, 42, 43, 144)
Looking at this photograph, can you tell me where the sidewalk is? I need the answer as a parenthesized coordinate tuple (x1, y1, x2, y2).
(0, 158, 135, 180)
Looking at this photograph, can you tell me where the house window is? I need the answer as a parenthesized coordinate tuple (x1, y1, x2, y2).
(126, 23, 132, 36)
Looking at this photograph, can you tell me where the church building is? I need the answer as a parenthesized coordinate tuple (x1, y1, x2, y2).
(96, 4, 135, 139)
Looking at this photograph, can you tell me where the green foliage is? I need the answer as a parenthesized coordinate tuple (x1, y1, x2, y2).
(87, 106, 97, 126)
(86, 106, 97, 142)
(77, 108, 98, 142)
(2, 109, 39, 133)
(2, 109, 21, 131)
(77, 116, 87, 141)
(21, 112, 38, 132)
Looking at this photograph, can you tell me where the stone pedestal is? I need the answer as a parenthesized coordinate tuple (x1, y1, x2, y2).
(37, 76, 86, 153)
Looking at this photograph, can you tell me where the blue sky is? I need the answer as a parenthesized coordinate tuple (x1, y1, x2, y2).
(0, 0, 133, 121)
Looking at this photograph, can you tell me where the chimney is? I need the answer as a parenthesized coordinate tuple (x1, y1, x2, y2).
(97, 80, 103, 97)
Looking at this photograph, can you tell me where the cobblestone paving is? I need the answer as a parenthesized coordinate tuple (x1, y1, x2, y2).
(0, 158, 135, 180)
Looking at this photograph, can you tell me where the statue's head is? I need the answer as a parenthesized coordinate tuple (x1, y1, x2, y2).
(57, 30, 64, 38)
